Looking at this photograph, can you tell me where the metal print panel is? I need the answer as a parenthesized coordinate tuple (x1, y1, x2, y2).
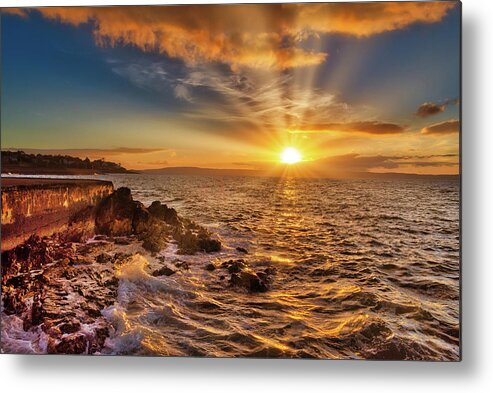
(0, 1, 461, 360)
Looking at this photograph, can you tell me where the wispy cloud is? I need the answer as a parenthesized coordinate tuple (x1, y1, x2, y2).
(313, 153, 458, 172)
(421, 119, 460, 135)
(289, 121, 405, 135)
(3, 147, 168, 157)
(109, 60, 369, 141)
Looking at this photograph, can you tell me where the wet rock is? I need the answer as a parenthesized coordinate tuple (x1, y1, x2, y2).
(103, 276, 119, 287)
(95, 187, 135, 236)
(90, 323, 110, 354)
(257, 267, 276, 283)
(58, 319, 81, 334)
(152, 266, 176, 277)
(74, 257, 93, 266)
(198, 238, 222, 253)
(230, 270, 268, 292)
(61, 206, 96, 243)
(205, 262, 216, 271)
(236, 247, 248, 254)
(30, 295, 44, 327)
(48, 333, 87, 354)
(1, 235, 53, 281)
(95, 253, 113, 264)
(148, 201, 179, 225)
(142, 234, 165, 254)
(174, 260, 190, 270)
(132, 203, 155, 235)
(175, 230, 200, 254)
(175, 228, 221, 254)
(114, 237, 131, 245)
(1, 186, 225, 356)
(84, 304, 101, 318)
(263, 267, 277, 276)
(224, 259, 248, 274)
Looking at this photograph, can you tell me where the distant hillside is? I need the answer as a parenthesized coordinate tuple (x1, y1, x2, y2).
(1, 150, 134, 175)
(140, 166, 459, 181)
(141, 166, 263, 177)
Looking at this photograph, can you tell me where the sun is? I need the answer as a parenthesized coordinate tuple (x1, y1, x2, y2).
(281, 147, 302, 164)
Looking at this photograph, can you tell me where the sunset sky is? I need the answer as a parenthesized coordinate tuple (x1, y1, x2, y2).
(1, 2, 460, 174)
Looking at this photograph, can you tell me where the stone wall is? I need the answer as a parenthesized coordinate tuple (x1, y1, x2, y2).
(1, 178, 114, 251)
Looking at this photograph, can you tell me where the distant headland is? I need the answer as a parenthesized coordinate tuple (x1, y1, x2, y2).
(1, 150, 135, 175)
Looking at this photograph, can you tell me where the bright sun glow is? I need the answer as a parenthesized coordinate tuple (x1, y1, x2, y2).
(281, 147, 302, 164)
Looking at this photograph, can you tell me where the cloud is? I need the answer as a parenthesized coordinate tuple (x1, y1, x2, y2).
(415, 97, 459, 117)
(5, 3, 455, 70)
(109, 60, 403, 144)
(5, 147, 167, 157)
(290, 2, 456, 37)
(174, 84, 193, 102)
(314, 153, 458, 172)
(416, 102, 445, 117)
(289, 121, 405, 135)
(421, 119, 460, 135)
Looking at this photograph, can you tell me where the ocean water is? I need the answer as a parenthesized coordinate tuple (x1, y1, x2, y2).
(0, 174, 460, 359)
(95, 174, 460, 360)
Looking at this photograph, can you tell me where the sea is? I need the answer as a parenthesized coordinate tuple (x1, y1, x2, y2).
(2, 174, 461, 360)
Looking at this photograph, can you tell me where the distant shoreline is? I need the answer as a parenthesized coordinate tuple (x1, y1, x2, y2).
(1, 167, 138, 175)
(1, 168, 459, 181)
(139, 166, 460, 181)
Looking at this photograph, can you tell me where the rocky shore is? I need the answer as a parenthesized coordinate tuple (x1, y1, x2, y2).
(1, 185, 274, 355)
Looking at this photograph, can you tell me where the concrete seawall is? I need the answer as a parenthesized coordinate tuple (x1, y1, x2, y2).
(1, 178, 114, 251)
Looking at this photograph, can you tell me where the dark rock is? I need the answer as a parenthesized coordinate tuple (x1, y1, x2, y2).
(230, 270, 268, 292)
(174, 260, 189, 270)
(198, 238, 222, 253)
(114, 237, 131, 245)
(175, 230, 200, 254)
(103, 277, 119, 287)
(227, 260, 248, 274)
(236, 247, 248, 254)
(58, 319, 81, 334)
(48, 333, 87, 354)
(175, 227, 221, 254)
(30, 295, 44, 326)
(90, 323, 110, 354)
(148, 201, 179, 225)
(2, 235, 53, 281)
(95, 187, 135, 236)
(205, 262, 216, 271)
(84, 304, 101, 318)
(61, 206, 96, 243)
(264, 267, 277, 276)
(132, 203, 154, 235)
(152, 266, 176, 277)
(142, 235, 165, 254)
(257, 267, 276, 283)
(95, 253, 113, 264)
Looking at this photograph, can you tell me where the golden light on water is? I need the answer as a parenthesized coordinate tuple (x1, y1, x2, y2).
(281, 147, 302, 164)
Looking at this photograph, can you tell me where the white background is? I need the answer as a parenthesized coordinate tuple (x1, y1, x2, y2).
(0, 0, 490, 391)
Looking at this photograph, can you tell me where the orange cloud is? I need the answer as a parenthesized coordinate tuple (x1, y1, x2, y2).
(4, 2, 456, 70)
(290, 2, 456, 37)
(290, 121, 405, 135)
(421, 119, 460, 135)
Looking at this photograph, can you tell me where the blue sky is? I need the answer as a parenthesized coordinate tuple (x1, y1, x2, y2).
(1, 3, 460, 173)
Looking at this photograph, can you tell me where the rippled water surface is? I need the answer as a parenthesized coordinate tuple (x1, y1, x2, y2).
(100, 174, 460, 360)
